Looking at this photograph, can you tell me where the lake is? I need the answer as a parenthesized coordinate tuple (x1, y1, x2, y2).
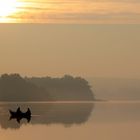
(0, 101, 140, 140)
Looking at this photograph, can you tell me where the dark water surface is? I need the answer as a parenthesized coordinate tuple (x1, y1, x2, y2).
(0, 102, 140, 140)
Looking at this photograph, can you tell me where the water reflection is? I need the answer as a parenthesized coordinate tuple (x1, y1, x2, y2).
(0, 103, 94, 129)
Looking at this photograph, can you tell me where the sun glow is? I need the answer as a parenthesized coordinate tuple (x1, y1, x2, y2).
(0, 0, 19, 17)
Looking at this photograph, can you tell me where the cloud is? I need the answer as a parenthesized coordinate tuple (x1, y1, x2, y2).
(4, 0, 140, 23)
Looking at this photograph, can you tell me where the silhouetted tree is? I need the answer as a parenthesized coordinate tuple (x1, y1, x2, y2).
(0, 74, 50, 101)
(0, 74, 94, 101)
(27, 74, 94, 101)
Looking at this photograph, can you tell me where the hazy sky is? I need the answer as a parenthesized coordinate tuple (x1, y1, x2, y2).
(0, 24, 140, 78)
(0, 0, 140, 23)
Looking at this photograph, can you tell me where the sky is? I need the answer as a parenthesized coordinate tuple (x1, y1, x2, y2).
(0, 24, 140, 78)
(0, 0, 140, 23)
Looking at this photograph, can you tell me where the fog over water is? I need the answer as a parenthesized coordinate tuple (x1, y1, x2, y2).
(88, 77, 140, 101)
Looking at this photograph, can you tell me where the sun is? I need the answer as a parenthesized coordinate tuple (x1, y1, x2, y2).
(0, 0, 18, 17)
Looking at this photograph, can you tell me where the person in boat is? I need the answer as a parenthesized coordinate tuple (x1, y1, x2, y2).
(9, 107, 31, 123)
(16, 107, 21, 114)
(27, 108, 31, 116)
(16, 107, 31, 115)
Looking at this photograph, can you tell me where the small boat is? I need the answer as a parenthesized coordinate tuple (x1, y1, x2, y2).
(9, 107, 31, 123)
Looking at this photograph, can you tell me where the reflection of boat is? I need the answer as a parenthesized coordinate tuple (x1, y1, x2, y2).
(0, 103, 93, 129)
(9, 108, 31, 123)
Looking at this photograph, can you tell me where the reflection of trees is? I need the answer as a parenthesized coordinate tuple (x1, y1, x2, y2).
(0, 103, 94, 129)
(0, 74, 94, 101)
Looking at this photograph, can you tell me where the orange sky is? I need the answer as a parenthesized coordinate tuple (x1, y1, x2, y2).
(0, 24, 140, 78)
(0, 0, 140, 23)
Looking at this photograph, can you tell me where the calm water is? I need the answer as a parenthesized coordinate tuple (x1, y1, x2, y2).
(0, 102, 140, 140)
